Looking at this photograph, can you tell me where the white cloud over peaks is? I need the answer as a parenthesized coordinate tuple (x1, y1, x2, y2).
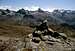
(0, 6, 12, 10)
(41, 8, 54, 12)
(24, 6, 39, 11)
(0, 5, 54, 12)
(0, 5, 40, 11)
(24, 6, 54, 12)
(0, 5, 19, 11)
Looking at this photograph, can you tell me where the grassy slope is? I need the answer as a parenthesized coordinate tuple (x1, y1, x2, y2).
(0, 22, 75, 38)
(0, 22, 33, 38)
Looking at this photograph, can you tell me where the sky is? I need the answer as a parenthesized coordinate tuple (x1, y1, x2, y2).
(0, 0, 75, 12)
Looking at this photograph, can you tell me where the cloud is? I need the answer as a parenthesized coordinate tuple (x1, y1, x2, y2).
(23, 6, 39, 11)
(0, 5, 54, 12)
(41, 8, 54, 12)
(0, 6, 12, 10)
(24, 6, 54, 12)
(0, 5, 18, 11)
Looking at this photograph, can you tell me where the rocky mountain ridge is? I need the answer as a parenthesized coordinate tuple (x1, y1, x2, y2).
(0, 8, 75, 27)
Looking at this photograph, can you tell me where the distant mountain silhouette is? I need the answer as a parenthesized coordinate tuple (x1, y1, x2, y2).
(0, 9, 75, 27)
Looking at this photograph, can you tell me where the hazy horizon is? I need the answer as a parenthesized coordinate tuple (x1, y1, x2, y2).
(0, 0, 75, 12)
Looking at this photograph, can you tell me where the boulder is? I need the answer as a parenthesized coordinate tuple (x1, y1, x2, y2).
(40, 35, 49, 41)
(59, 33, 67, 40)
(32, 37, 41, 43)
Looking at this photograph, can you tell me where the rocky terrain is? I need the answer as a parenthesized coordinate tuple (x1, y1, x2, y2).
(0, 8, 75, 26)
(0, 20, 75, 51)
(0, 8, 75, 37)
(0, 8, 75, 51)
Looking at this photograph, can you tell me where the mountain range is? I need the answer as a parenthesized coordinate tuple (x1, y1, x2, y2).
(0, 8, 75, 27)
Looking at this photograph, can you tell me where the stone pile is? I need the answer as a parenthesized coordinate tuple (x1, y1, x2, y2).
(29, 20, 71, 45)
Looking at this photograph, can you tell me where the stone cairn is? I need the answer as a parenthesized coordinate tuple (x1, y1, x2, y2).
(31, 19, 71, 45)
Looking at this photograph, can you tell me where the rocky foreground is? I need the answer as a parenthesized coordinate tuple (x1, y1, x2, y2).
(0, 36, 75, 51)
(0, 20, 75, 51)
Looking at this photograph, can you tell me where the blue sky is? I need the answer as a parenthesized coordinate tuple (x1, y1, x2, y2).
(0, 0, 75, 12)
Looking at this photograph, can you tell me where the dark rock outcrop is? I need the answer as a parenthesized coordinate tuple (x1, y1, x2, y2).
(31, 19, 71, 45)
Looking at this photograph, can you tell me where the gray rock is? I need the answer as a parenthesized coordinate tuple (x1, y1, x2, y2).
(32, 37, 41, 43)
